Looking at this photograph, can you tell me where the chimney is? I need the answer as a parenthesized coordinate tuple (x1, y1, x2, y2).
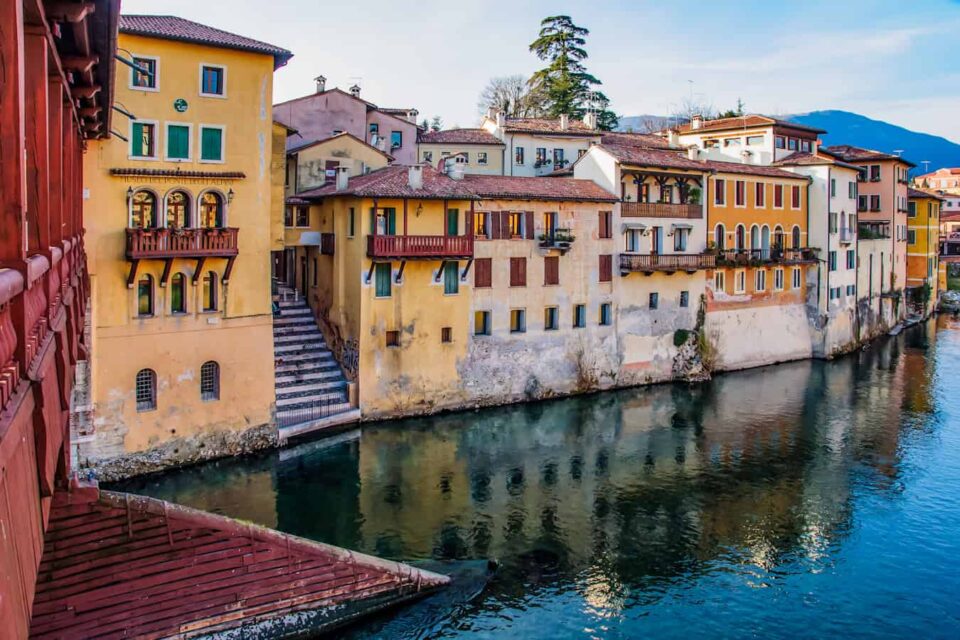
(691, 114, 703, 130)
(560, 114, 569, 130)
(349, 84, 361, 98)
(408, 165, 423, 189)
(314, 75, 326, 93)
(336, 166, 350, 190)
(667, 128, 680, 147)
(486, 106, 496, 120)
(687, 146, 700, 161)
(495, 110, 505, 130)
(583, 112, 598, 130)
(408, 109, 419, 124)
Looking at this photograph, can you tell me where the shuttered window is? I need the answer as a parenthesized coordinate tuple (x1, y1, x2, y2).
(509, 257, 527, 287)
(370, 208, 397, 235)
(166, 125, 189, 159)
(375, 263, 392, 297)
(599, 254, 612, 282)
(444, 261, 459, 295)
(544, 256, 559, 285)
(131, 122, 155, 158)
(200, 126, 223, 161)
(598, 211, 612, 239)
(447, 209, 459, 236)
(474, 258, 492, 288)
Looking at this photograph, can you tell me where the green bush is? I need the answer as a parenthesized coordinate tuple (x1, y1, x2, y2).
(674, 329, 690, 347)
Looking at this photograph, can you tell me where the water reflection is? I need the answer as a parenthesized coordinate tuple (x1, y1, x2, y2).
(115, 320, 960, 637)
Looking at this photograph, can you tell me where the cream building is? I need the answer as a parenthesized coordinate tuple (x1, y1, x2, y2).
(481, 111, 601, 177)
(417, 128, 505, 176)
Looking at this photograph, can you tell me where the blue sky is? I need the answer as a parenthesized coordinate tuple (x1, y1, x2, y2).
(121, 0, 960, 142)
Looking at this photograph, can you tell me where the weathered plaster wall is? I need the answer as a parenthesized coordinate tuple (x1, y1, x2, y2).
(417, 143, 505, 176)
(292, 136, 390, 193)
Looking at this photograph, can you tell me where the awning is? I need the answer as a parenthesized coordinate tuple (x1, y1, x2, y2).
(671, 223, 694, 232)
(621, 222, 647, 233)
(296, 231, 322, 246)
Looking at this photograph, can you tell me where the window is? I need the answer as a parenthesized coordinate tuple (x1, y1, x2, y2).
(648, 292, 658, 309)
(908, 201, 917, 217)
(775, 136, 785, 149)
(735, 180, 746, 207)
(509, 257, 527, 287)
(131, 56, 157, 90)
(131, 121, 156, 158)
(165, 123, 190, 160)
(199, 192, 225, 228)
(202, 272, 218, 311)
(792, 267, 802, 289)
(510, 309, 526, 333)
(200, 64, 225, 96)
(515, 147, 525, 165)
(599, 303, 612, 325)
(848, 182, 856, 199)
(137, 275, 154, 316)
(858, 195, 868, 212)
(422, 150, 433, 163)
(131, 190, 157, 228)
(599, 254, 612, 282)
(369, 122, 379, 137)
(474, 311, 491, 336)
(791, 185, 801, 209)
(200, 361, 220, 401)
(846, 284, 856, 296)
(170, 273, 186, 314)
(714, 179, 726, 205)
(792, 226, 801, 249)
(375, 263, 392, 297)
(598, 211, 612, 239)
(544, 256, 559, 286)
(788, 138, 798, 151)
(544, 307, 559, 331)
(385, 330, 400, 347)
(846, 250, 855, 269)
(704, 139, 720, 149)
(473, 211, 489, 238)
(723, 137, 742, 147)
(674, 228, 688, 251)
(680, 290, 689, 307)
(869, 195, 880, 211)
(714, 270, 725, 292)
(446, 208, 460, 236)
(755, 182, 765, 207)
(573, 304, 586, 328)
(774, 184, 784, 208)
(659, 185, 673, 204)
(908, 229, 916, 245)
(801, 140, 811, 152)
(830, 179, 837, 197)
(135, 369, 157, 412)
(774, 268, 784, 291)
(372, 207, 397, 235)
(735, 224, 746, 250)
(869, 165, 881, 181)
(166, 190, 190, 228)
(507, 211, 525, 237)
(714, 224, 725, 250)
(348, 208, 356, 237)
(746, 135, 764, 146)
(625, 228, 641, 253)
(734, 269, 746, 294)
(284, 206, 294, 227)
(390, 130, 402, 149)
(443, 261, 459, 295)
(441, 327, 452, 343)
(828, 250, 837, 272)
(200, 126, 224, 162)
(473, 258, 492, 288)
(477, 152, 488, 165)
(755, 269, 766, 292)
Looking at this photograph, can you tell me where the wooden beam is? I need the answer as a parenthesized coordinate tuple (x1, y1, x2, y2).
(223, 256, 236, 283)
(44, 1, 96, 23)
(70, 84, 100, 100)
(0, 0, 28, 264)
(364, 261, 375, 284)
(159, 259, 172, 287)
(192, 257, 207, 284)
(395, 260, 406, 284)
(25, 31, 51, 254)
(126, 259, 139, 288)
(62, 55, 98, 73)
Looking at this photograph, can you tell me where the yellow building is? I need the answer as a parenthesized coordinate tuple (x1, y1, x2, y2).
(417, 128, 506, 176)
(907, 187, 943, 316)
(81, 16, 292, 474)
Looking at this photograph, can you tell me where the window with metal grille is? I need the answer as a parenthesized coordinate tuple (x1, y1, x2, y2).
(200, 361, 220, 402)
(135, 369, 156, 412)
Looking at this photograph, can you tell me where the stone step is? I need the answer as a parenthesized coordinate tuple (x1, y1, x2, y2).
(278, 300, 309, 308)
(276, 389, 349, 408)
(274, 332, 325, 345)
(273, 314, 316, 324)
(274, 341, 327, 354)
(274, 351, 336, 364)
(274, 324, 324, 335)
(277, 306, 312, 316)
(276, 379, 348, 396)
(276, 368, 344, 385)
(274, 359, 340, 374)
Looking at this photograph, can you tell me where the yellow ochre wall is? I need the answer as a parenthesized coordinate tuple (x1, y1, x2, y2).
(907, 195, 941, 313)
(707, 174, 810, 250)
(289, 136, 391, 195)
(83, 33, 279, 460)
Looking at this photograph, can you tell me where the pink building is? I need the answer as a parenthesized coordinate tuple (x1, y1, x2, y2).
(916, 167, 960, 192)
(273, 77, 421, 164)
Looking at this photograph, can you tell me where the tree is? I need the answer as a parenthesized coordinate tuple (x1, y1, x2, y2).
(716, 98, 746, 119)
(430, 115, 443, 132)
(420, 118, 429, 130)
(477, 75, 547, 118)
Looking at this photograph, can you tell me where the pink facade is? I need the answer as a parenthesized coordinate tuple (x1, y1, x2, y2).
(273, 88, 420, 164)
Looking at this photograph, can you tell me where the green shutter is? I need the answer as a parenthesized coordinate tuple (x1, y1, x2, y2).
(375, 263, 391, 297)
(386, 208, 396, 235)
(201, 127, 223, 161)
(132, 122, 144, 157)
(167, 125, 189, 159)
(444, 262, 459, 295)
(447, 209, 459, 236)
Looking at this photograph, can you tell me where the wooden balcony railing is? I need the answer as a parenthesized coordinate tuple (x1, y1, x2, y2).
(367, 235, 473, 259)
(126, 228, 239, 260)
(621, 202, 703, 219)
(619, 253, 716, 273)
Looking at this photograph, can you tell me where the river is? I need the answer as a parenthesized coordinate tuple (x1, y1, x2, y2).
(112, 317, 960, 638)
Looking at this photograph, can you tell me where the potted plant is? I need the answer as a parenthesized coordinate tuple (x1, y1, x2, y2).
(688, 186, 702, 205)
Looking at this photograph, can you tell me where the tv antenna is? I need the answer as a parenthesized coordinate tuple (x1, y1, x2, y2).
(893, 149, 904, 157)
(921, 160, 931, 173)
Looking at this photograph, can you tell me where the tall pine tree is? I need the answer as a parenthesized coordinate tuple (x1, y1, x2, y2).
(528, 15, 618, 130)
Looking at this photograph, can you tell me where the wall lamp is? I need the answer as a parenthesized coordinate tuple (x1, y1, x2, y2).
(227, 188, 235, 203)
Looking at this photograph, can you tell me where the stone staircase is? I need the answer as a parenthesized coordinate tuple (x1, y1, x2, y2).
(273, 289, 358, 441)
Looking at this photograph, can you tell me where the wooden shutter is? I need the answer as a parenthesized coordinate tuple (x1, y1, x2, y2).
(447, 209, 459, 236)
(491, 212, 502, 240)
(510, 257, 526, 287)
(525, 211, 535, 239)
(599, 254, 612, 282)
(474, 258, 492, 288)
(387, 208, 396, 235)
(500, 213, 511, 240)
(544, 256, 559, 285)
(132, 122, 144, 156)
(201, 127, 222, 161)
(370, 208, 376, 235)
(465, 210, 474, 236)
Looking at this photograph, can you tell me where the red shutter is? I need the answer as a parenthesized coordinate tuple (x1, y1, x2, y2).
(465, 210, 473, 236)
(599, 254, 612, 282)
(525, 211, 535, 239)
(510, 257, 526, 287)
(500, 212, 511, 239)
(544, 256, 559, 285)
(490, 212, 501, 240)
(474, 257, 491, 288)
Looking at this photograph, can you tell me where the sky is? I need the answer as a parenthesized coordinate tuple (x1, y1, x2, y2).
(120, 0, 960, 142)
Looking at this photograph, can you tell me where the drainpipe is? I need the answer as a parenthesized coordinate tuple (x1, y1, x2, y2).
(823, 170, 829, 314)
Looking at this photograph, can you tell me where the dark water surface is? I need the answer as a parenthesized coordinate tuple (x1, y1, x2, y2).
(112, 318, 960, 638)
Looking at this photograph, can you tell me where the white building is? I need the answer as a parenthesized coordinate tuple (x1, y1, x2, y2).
(481, 111, 601, 177)
(671, 114, 826, 166)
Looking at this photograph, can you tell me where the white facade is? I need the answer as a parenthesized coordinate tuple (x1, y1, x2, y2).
(481, 115, 600, 177)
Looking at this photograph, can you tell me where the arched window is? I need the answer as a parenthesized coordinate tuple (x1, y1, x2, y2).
(750, 224, 760, 252)
(166, 190, 191, 228)
(131, 190, 157, 228)
(203, 271, 218, 311)
(199, 191, 224, 228)
(792, 225, 802, 249)
(735, 224, 745, 251)
(714, 224, 725, 250)
(773, 225, 785, 250)
(135, 369, 157, 412)
(761, 225, 771, 259)
(170, 272, 186, 314)
(200, 361, 220, 401)
(137, 274, 154, 316)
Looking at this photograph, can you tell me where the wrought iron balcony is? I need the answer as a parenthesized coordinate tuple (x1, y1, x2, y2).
(621, 202, 703, 219)
(366, 234, 473, 259)
(717, 247, 819, 265)
(620, 252, 716, 273)
(126, 227, 239, 260)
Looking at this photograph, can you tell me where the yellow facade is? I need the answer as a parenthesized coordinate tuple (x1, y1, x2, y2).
(907, 192, 941, 314)
(287, 134, 393, 194)
(418, 144, 506, 176)
(83, 31, 286, 463)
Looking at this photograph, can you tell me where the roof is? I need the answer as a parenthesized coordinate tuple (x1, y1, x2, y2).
(703, 159, 812, 180)
(286, 132, 394, 160)
(119, 15, 293, 68)
(676, 114, 826, 135)
(30, 483, 448, 639)
(772, 151, 862, 171)
(379, 107, 418, 116)
(597, 143, 710, 172)
(460, 174, 617, 203)
(822, 144, 917, 167)
(600, 131, 677, 150)
(908, 187, 945, 201)
(501, 117, 599, 136)
(273, 88, 423, 130)
(419, 128, 504, 146)
(917, 167, 960, 178)
(298, 164, 478, 200)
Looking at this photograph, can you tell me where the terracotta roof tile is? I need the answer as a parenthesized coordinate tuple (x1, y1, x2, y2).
(298, 164, 477, 200)
(600, 131, 676, 150)
(822, 144, 916, 167)
(702, 159, 812, 180)
(460, 174, 617, 202)
(502, 117, 599, 136)
(772, 151, 862, 171)
(119, 15, 292, 68)
(676, 114, 825, 135)
(908, 187, 945, 201)
(419, 128, 504, 145)
(595, 143, 810, 179)
(286, 132, 394, 160)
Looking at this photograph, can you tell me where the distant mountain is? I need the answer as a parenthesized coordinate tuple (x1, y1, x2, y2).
(617, 109, 960, 174)
(788, 110, 959, 174)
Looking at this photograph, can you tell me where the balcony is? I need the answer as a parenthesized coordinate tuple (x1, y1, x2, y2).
(621, 202, 702, 219)
(620, 253, 716, 273)
(717, 248, 819, 266)
(838, 227, 855, 244)
(366, 234, 473, 260)
(539, 228, 575, 253)
(859, 223, 890, 240)
(126, 227, 239, 260)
